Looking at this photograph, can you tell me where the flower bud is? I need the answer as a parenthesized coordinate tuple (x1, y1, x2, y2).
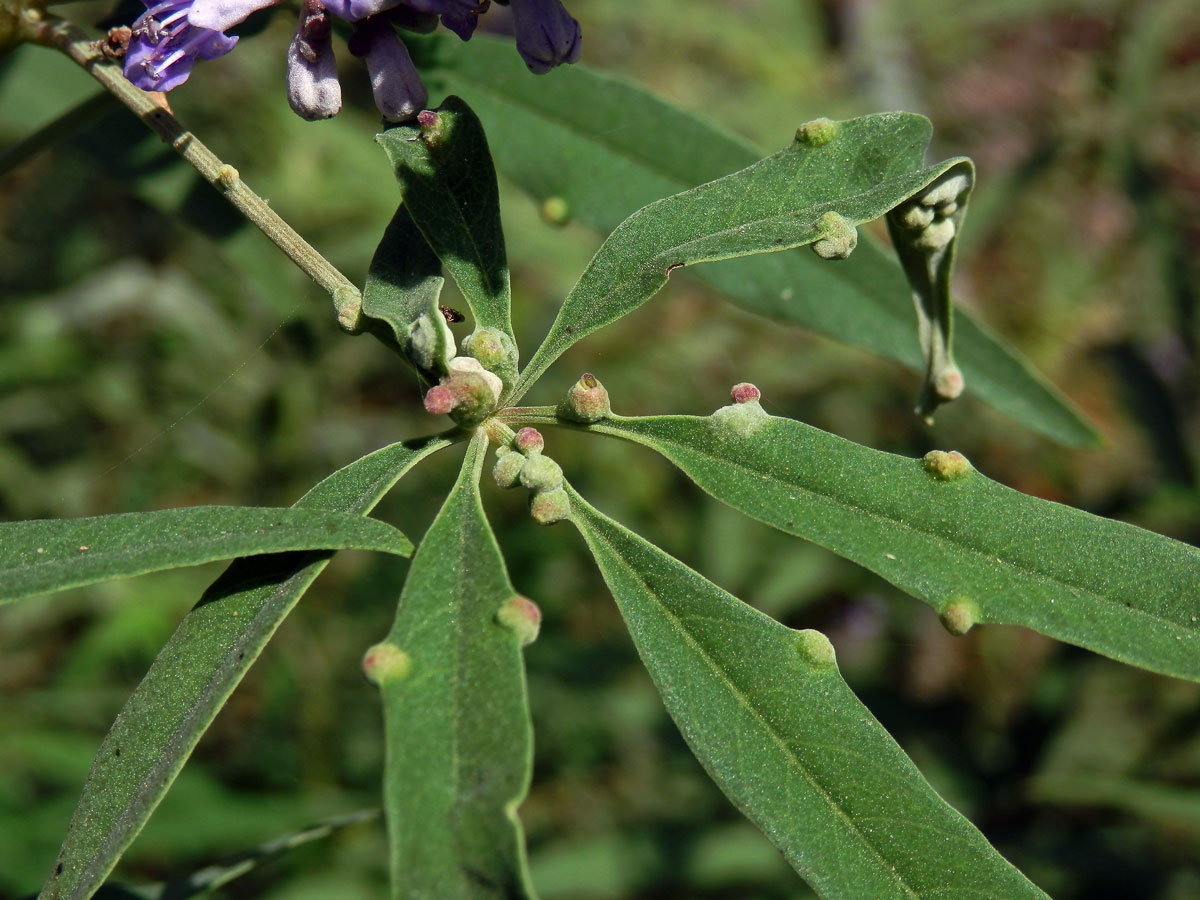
(558, 373, 610, 423)
(530, 488, 570, 525)
(285, 0, 341, 120)
(347, 16, 427, 122)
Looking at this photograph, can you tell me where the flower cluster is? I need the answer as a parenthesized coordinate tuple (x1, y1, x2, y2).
(123, 0, 581, 121)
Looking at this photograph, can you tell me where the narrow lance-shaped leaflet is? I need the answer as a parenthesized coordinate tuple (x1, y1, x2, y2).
(566, 483, 1049, 900)
(39, 433, 458, 900)
(366, 432, 538, 900)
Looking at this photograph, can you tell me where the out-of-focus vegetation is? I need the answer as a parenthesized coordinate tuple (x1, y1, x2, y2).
(1, 0, 1198, 897)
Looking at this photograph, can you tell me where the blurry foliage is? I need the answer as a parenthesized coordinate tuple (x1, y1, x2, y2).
(1, 0, 1199, 897)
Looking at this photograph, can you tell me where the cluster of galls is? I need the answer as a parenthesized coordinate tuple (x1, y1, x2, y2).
(892, 172, 970, 254)
(493, 426, 569, 525)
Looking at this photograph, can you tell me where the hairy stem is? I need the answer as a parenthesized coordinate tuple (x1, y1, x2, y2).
(23, 13, 366, 332)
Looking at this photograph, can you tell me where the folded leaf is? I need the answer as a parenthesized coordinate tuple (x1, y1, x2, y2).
(425, 35, 1099, 447)
(376, 96, 516, 388)
(512, 112, 969, 400)
(38, 434, 457, 900)
(567, 485, 1049, 900)
(2, 506, 412, 606)
(572, 411, 1200, 683)
(369, 433, 537, 899)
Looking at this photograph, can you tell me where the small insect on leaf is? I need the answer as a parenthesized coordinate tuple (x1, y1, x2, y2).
(439, 305, 465, 324)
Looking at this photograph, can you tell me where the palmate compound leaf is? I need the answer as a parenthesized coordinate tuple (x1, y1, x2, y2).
(375, 96, 518, 392)
(38, 433, 460, 900)
(510, 112, 971, 405)
(546, 409, 1200, 684)
(366, 432, 536, 900)
(423, 34, 1100, 447)
(565, 483, 1050, 900)
(0, 507, 411, 605)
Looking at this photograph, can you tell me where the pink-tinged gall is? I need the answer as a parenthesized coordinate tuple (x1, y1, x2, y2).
(730, 382, 760, 404)
(923, 449, 972, 481)
(934, 367, 964, 400)
(939, 599, 977, 636)
(423, 385, 455, 416)
(559, 373, 611, 423)
(416, 110, 438, 129)
(361, 642, 411, 685)
(514, 427, 544, 454)
(496, 595, 541, 646)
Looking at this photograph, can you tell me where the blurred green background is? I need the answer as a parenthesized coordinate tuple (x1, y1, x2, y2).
(2, 0, 1199, 897)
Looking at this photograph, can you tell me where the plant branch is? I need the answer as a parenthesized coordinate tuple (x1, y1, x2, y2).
(23, 12, 367, 333)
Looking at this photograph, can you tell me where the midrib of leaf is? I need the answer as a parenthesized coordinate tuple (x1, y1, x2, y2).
(592, 419, 1188, 633)
(578, 504, 923, 900)
(440, 172, 504, 307)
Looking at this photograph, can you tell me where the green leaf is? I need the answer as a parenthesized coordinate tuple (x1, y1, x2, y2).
(369, 433, 536, 900)
(573, 411, 1200, 683)
(362, 203, 453, 381)
(0, 506, 412, 606)
(376, 96, 516, 386)
(38, 434, 457, 900)
(512, 112, 968, 398)
(565, 485, 1049, 900)
(425, 35, 1099, 447)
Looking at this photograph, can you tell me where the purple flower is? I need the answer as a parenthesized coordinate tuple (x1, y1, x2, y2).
(347, 17, 427, 122)
(124, 0, 238, 92)
(286, 0, 341, 120)
(509, 0, 580, 74)
(122, 0, 581, 121)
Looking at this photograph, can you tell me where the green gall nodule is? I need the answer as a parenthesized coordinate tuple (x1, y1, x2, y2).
(730, 382, 760, 404)
(939, 598, 977, 636)
(794, 629, 837, 668)
(461, 328, 518, 384)
(795, 117, 838, 146)
(913, 218, 955, 252)
(496, 595, 541, 646)
(540, 196, 571, 226)
(923, 449, 972, 481)
(514, 427, 544, 454)
(519, 454, 563, 493)
(811, 211, 858, 260)
(711, 397, 769, 437)
(530, 488, 570, 525)
(559, 372, 611, 423)
(919, 173, 970, 208)
(899, 203, 935, 230)
(362, 642, 411, 685)
(493, 450, 525, 488)
(406, 311, 456, 374)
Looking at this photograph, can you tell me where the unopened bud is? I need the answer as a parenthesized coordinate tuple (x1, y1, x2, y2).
(530, 488, 570, 525)
(495, 595, 541, 646)
(559, 373, 611, 423)
(519, 454, 563, 493)
(514, 427, 544, 455)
